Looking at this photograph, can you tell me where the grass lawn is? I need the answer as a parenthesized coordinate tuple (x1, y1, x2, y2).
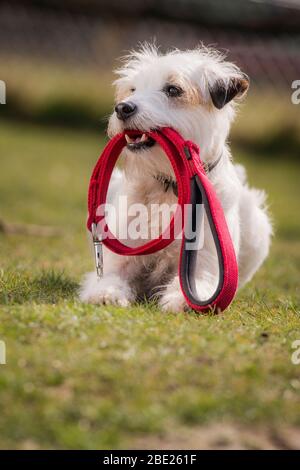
(0, 120, 299, 449)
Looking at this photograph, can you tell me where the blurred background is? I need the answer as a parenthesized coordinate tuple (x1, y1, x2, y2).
(0, 0, 299, 273)
(1, 0, 300, 132)
(0, 0, 299, 239)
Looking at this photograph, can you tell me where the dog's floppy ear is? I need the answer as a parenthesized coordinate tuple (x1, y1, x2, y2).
(209, 74, 249, 109)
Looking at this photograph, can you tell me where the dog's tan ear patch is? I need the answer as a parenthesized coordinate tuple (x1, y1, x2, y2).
(209, 75, 249, 109)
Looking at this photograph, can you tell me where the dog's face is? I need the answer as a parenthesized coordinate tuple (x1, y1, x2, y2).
(108, 45, 249, 160)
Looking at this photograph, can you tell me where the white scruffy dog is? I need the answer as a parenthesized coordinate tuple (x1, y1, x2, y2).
(80, 44, 272, 312)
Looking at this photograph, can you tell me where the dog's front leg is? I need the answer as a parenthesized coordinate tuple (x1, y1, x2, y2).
(79, 247, 136, 307)
(159, 275, 186, 313)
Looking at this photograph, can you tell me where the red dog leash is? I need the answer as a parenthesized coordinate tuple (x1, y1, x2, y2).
(87, 127, 238, 312)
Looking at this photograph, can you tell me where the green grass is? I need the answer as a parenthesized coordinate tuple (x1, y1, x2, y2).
(0, 120, 299, 449)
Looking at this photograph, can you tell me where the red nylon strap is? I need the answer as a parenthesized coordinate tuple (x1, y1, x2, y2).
(87, 127, 238, 312)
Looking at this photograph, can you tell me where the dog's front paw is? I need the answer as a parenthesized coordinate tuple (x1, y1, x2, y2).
(159, 277, 187, 313)
(79, 272, 135, 306)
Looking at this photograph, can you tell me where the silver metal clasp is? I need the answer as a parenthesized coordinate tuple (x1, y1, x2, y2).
(91, 223, 103, 278)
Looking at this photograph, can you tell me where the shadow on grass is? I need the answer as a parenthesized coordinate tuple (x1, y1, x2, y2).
(0, 270, 78, 305)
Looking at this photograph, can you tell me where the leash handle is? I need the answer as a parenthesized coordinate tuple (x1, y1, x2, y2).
(179, 175, 238, 312)
(87, 128, 238, 313)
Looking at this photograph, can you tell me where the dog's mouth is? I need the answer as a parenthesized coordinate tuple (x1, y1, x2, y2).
(124, 132, 155, 152)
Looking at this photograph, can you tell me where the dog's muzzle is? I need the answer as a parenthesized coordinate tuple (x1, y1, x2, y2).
(115, 101, 137, 121)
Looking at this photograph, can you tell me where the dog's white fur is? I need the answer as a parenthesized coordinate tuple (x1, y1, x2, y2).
(80, 44, 272, 312)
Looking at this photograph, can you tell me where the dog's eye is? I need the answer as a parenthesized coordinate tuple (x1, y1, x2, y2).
(130, 87, 136, 93)
(163, 84, 183, 98)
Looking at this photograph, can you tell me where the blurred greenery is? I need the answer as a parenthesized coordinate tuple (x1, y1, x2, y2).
(1, 58, 112, 131)
(0, 116, 299, 448)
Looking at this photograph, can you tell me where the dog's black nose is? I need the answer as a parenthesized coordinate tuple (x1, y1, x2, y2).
(115, 101, 137, 121)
